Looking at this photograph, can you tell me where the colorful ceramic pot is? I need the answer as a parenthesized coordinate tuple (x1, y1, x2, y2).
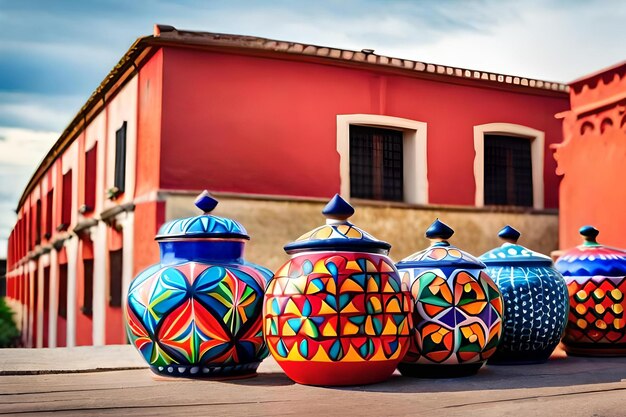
(479, 226, 568, 364)
(555, 226, 626, 356)
(264, 194, 412, 386)
(396, 219, 504, 377)
(125, 191, 273, 378)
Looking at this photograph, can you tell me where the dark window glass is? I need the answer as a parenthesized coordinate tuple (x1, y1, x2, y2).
(114, 123, 127, 194)
(45, 191, 53, 238)
(349, 125, 404, 201)
(27, 210, 33, 250)
(109, 249, 123, 307)
(60, 170, 72, 230)
(58, 264, 68, 318)
(484, 134, 533, 207)
(35, 200, 41, 245)
(82, 260, 93, 316)
(84, 144, 97, 212)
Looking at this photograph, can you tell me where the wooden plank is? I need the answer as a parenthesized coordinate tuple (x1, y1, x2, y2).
(0, 347, 625, 416)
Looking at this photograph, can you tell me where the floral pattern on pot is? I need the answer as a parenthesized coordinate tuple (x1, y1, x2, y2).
(396, 219, 504, 377)
(125, 191, 272, 378)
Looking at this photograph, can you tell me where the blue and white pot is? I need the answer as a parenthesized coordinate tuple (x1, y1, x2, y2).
(479, 225, 568, 364)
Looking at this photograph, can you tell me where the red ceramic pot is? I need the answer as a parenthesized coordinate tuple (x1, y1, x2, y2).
(263, 195, 412, 386)
(555, 226, 626, 356)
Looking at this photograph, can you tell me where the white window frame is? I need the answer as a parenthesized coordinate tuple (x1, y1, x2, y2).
(473, 123, 544, 210)
(336, 114, 428, 205)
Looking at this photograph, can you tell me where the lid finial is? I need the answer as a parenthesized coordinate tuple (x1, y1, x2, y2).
(579, 225, 599, 245)
(194, 190, 218, 213)
(322, 194, 355, 224)
(425, 219, 454, 244)
(498, 225, 521, 244)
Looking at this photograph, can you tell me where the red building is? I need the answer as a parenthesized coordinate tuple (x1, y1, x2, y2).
(5, 25, 568, 347)
(554, 61, 626, 250)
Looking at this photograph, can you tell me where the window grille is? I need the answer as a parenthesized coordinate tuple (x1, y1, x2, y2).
(484, 134, 533, 207)
(349, 125, 403, 201)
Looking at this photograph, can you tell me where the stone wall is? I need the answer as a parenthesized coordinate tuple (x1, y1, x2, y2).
(165, 194, 558, 272)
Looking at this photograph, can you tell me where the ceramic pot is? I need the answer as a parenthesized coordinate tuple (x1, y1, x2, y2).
(263, 194, 412, 386)
(396, 219, 504, 377)
(479, 226, 568, 364)
(125, 191, 273, 378)
(555, 226, 626, 356)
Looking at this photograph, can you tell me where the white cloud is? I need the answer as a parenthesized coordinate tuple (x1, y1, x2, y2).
(0, 127, 58, 258)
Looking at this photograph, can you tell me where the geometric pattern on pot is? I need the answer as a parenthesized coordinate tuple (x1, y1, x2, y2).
(487, 265, 569, 354)
(264, 253, 412, 363)
(126, 262, 267, 367)
(402, 268, 503, 365)
(564, 276, 626, 345)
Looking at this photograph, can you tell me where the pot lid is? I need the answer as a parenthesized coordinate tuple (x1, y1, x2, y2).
(555, 226, 626, 276)
(155, 191, 249, 241)
(283, 194, 391, 255)
(396, 219, 485, 269)
(479, 225, 553, 267)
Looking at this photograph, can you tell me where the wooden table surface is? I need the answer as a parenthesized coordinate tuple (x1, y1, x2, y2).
(1, 346, 625, 416)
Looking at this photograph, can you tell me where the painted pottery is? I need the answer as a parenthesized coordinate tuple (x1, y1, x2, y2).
(263, 194, 412, 386)
(396, 219, 504, 377)
(555, 226, 626, 356)
(479, 226, 568, 364)
(125, 191, 273, 378)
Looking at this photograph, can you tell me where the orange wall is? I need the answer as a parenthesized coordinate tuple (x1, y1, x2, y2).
(555, 64, 626, 249)
(555, 108, 626, 246)
(159, 48, 567, 208)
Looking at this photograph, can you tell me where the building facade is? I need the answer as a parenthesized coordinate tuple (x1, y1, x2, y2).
(5, 25, 568, 348)
(554, 61, 626, 250)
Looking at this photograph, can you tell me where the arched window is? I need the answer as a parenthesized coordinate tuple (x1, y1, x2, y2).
(474, 123, 545, 209)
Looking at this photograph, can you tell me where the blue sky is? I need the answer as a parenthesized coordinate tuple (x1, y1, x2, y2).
(0, 0, 624, 258)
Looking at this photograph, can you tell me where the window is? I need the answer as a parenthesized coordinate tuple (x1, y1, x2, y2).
(109, 249, 123, 307)
(45, 191, 53, 239)
(83, 144, 97, 212)
(473, 123, 544, 210)
(82, 259, 93, 316)
(114, 122, 127, 194)
(58, 264, 68, 318)
(59, 170, 72, 230)
(35, 200, 41, 245)
(337, 114, 428, 205)
(349, 125, 404, 201)
(484, 135, 533, 207)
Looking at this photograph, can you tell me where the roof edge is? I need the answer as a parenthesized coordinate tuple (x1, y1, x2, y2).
(569, 60, 626, 87)
(17, 34, 155, 210)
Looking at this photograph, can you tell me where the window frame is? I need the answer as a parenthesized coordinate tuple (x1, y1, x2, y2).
(83, 143, 98, 213)
(59, 170, 72, 231)
(337, 114, 428, 205)
(473, 123, 544, 210)
(114, 122, 127, 195)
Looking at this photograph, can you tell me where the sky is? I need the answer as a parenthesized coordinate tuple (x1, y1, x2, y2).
(0, 0, 624, 258)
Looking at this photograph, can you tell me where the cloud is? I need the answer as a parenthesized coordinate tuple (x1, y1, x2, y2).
(0, 127, 57, 257)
